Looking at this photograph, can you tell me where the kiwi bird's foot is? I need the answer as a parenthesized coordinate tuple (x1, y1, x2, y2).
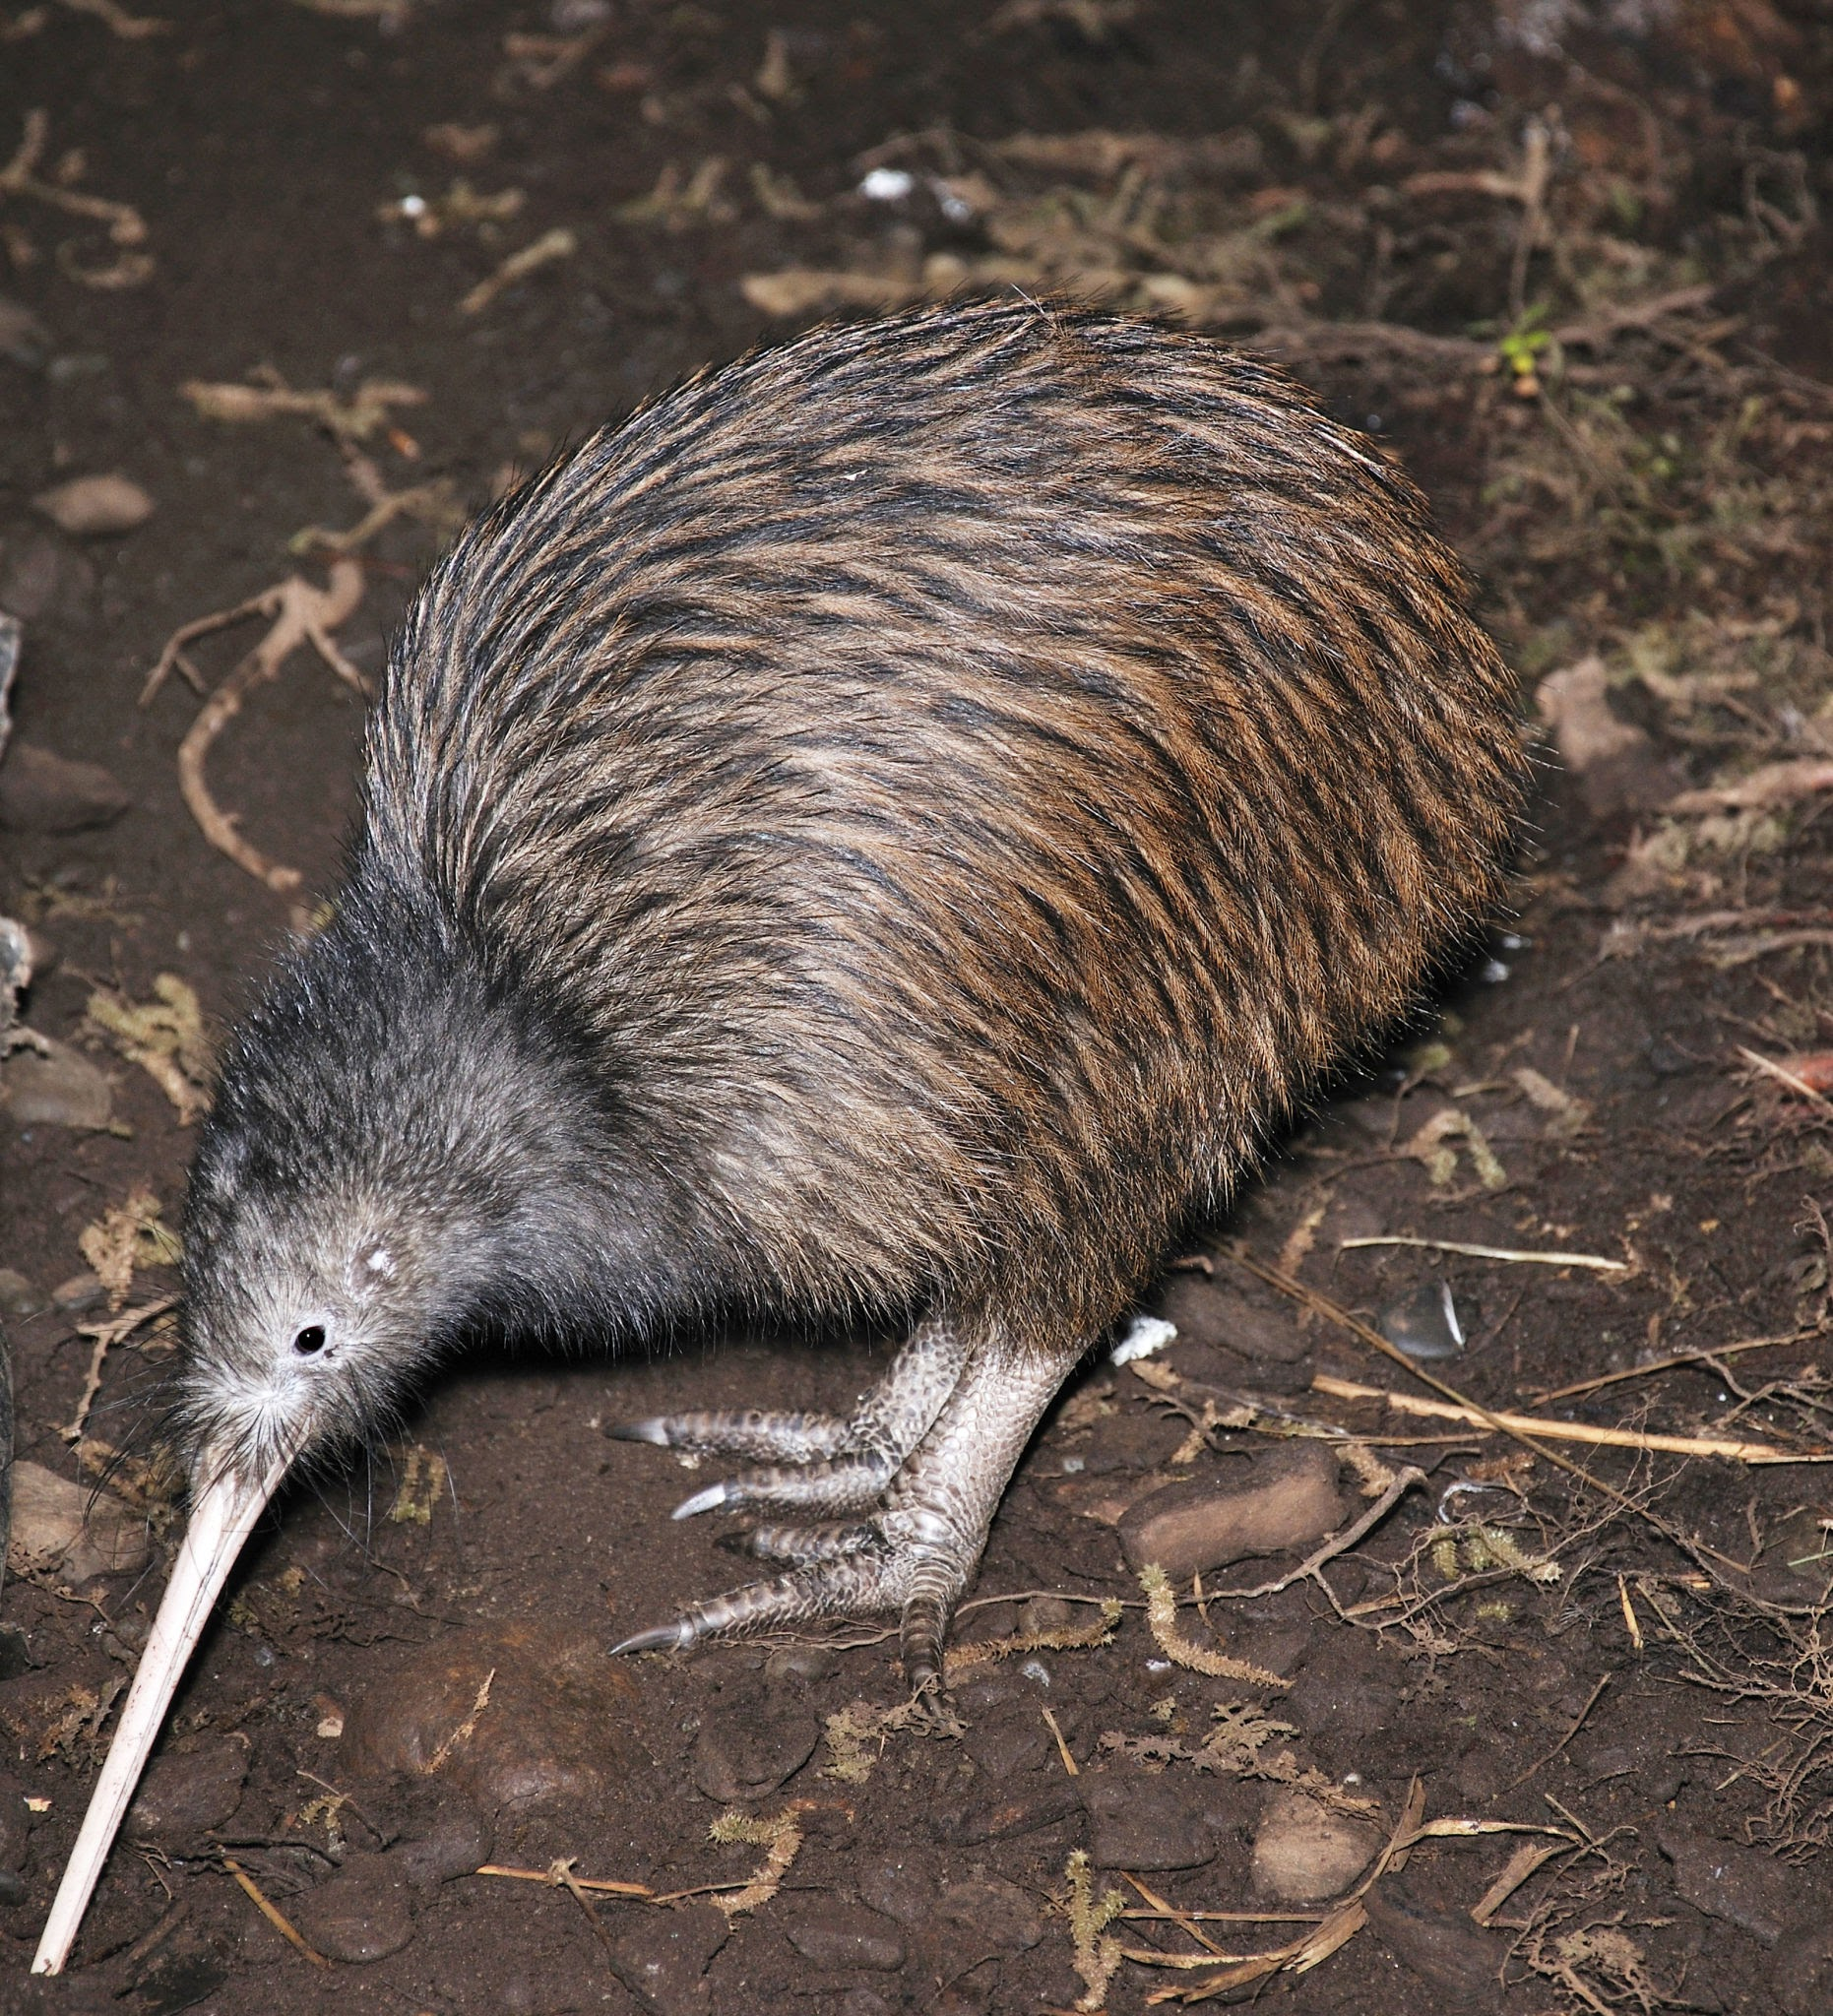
(611, 1325, 1076, 1694)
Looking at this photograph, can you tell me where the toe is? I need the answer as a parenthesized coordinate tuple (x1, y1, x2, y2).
(606, 1407, 856, 1465)
(669, 1454, 897, 1523)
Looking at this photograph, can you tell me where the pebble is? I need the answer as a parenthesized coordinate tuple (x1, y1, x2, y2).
(1536, 655, 1686, 821)
(857, 1858, 934, 1925)
(125, 1733, 249, 1849)
(964, 1707, 1049, 1781)
(1656, 1820, 1798, 1945)
(606, 1901, 728, 2016)
(341, 1618, 638, 1808)
(289, 1852, 416, 1963)
(0, 1767, 34, 1873)
(784, 1900, 906, 1971)
(0, 296, 51, 370)
(32, 473, 155, 537)
(1118, 1442, 1346, 1581)
(51, 1269, 107, 1312)
(762, 1644, 840, 1686)
(0, 742, 130, 834)
(6, 1461, 151, 1581)
(936, 1875, 1043, 1954)
(1250, 1789, 1381, 1903)
(2, 1040, 115, 1131)
(1083, 1770, 1217, 1871)
(0, 1267, 45, 1317)
(929, 1779, 1082, 1846)
(1772, 1918, 1833, 2016)
(1378, 1278, 1465, 1360)
(835, 1992, 892, 2016)
(387, 1786, 494, 1890)
(0, 532, 93, 624)
(691, 1697, 820, 1801)
(1362, 1886, 1498, 2008)
(1154, 1276, 1309, 1362)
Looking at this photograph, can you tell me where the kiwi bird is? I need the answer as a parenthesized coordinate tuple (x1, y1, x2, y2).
(36, 297, 1525, 1970)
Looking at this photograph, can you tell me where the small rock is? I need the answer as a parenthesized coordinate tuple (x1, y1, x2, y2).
(1379, 1279, 1465, 1361)
(965, 1706, 1049, 1780)
(857, 1858, 934, 1925)
(341, 1618, 638, 1808)
(0, 532, 93, 623)
(32, 473, 155, 537)
(126, 1733, 249, 1849)
(762, 1644, 840, 1685)
(1772, 1916, 1833, 2016)
(51, 1270, 106, 1312)
(929, 1779, 1083, 1846)
(1119, 1442, 1346, 1581)
(0, 1625, 30, 1680)
(1250, 1790, 1381, 1904)
(2, 1040, 115, 1130)
(606, 1902, 728, 2016)
(0, 1768, 34, 1870)
(1657, 1820, 1798, 1945)
(1536, 657, 1685, 820)
(1155, 1277, 1307, 1363)
(784, 1900, 906, 1971)
(1083, 1770, 1217, 1871)
(835, 1993, 892, 2016)
(6, 1461, 150, 1581)
(1016, 1594, 1079, 1635)
(1363, 1886, 1498, 2008)
(691, 1700, 820, 1802)
(0, 297, 51, 370)
(0, 1268, 44, 1317)
(289, 1852, 415, 1963)
(936, 1875, 1043, 1954)
(389, 1788, 493, 1891)
(0, 742, 130, 833)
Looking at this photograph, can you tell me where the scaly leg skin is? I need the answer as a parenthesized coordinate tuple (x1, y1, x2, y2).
(611, 1326, 1081, 1700)
(609, 1317, 971, 1521)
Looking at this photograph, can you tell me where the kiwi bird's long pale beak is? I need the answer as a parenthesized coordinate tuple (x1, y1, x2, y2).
(32, 1444, 295, 1975)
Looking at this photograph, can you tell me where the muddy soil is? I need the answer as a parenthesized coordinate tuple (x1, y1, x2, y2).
(3, 3, 1833, 2012)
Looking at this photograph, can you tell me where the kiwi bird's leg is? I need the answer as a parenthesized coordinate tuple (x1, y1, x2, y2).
(32, 1443, 295, 1975)
(613, 1328, 1079, 1697)
(610, 1316, 971, 1520)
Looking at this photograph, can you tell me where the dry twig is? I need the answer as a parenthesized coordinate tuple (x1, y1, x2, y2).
(142, 561, 367, 894)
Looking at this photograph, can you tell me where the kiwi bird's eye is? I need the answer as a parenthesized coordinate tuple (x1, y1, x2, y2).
(293, 1324, 328, 1356)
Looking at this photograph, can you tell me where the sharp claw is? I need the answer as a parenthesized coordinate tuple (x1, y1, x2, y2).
(671, 1481, 731, 1521)
(605, 1417, 673, 1445)
(611, 1619, 694, 1656)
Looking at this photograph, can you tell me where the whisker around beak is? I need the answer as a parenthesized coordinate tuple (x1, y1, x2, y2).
(32, 1443, 295, 1975)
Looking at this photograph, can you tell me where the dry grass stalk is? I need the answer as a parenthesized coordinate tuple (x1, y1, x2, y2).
(142, 560, 367, 895)
(180, 374, 425, 442)
(1340, 1234, 1625, 1271)
(475, 1862, 652, 1898)
(60, 1294, 177, 1446)
(221, 1858, 331, 1968)
(459, 225, 576, 314)
(1313, 1371, 1812, 1464)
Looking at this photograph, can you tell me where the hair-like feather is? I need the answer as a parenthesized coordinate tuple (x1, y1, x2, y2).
(177, 297, 1527, 1469)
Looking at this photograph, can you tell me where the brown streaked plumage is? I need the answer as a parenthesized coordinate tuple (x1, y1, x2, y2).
(187, 294, 1527, 1684)
(36, 294, 1532, 1976)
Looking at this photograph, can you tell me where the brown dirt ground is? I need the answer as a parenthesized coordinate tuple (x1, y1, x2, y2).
(4, 2, 1833, 2012)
